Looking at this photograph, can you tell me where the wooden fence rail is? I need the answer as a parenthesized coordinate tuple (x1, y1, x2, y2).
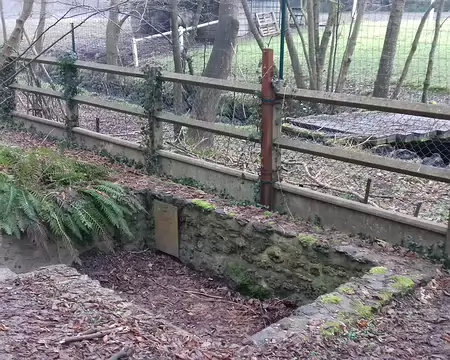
(8, 52, 450, 209)
(18, 55, 450, 120)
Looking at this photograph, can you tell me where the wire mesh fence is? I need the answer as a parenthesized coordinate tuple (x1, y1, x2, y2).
(2, 0, 450, 226)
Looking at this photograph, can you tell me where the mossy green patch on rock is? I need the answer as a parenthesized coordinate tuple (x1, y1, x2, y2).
(338, 285, 356, 295)
(378, 291, 394, 304)
(227, 212, 236, 217)
(298, 234, 317, 247)
(321, 321, 344, 337)
(263, 211, 274, 218)
(354, 302, 374, 319)
(192, 199, 216, 212)
(392, 275, 415, 293)
(320, 293, 343, 305)
(369, 266, 388, 275)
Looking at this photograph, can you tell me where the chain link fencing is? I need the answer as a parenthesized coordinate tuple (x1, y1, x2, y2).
(3, 0, 450, 224)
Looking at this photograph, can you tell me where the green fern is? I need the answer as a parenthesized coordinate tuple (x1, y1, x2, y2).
(0, 145, 145, 259)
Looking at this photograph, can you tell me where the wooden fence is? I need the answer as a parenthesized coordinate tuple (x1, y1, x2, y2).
(8, 50, 450, 209)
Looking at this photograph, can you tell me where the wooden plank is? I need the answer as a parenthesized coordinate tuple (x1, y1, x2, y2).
(10, 83, 257, 140)
(275, 136, 450, 183)
(17, 55, 261, 95)
(153, 200, 179, 258)
(75, 95, 145, 117)
(11, 83, 450, 184)
(279, 87, 450, 121)
(155, 112, 257, 141)
(10, 83, 63, 98)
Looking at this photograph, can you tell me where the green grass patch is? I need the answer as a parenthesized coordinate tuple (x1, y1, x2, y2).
(156, 18, 450, 92)
(321, 293, 343, 305)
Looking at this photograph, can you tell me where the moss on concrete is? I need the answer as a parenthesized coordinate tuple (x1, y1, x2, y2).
(338, 285, 356, 295)
(379, 291, 394, 304)
(192, 199, 216, 212)
(321, 321, 344, 337)
(392, 275, 415, 293)
(369, 266, 388, 275)
(321, 293, 343, 305)
(355, 302, 373, 319)
(298, 234, 317, 247)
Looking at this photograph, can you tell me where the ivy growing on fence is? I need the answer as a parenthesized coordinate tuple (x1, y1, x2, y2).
(0, 58, 17, 122)
(57, 52, 80, 133)
(140, 65, 163, 174)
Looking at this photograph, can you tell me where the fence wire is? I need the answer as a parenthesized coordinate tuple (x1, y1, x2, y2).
(2, 0, 450, 225)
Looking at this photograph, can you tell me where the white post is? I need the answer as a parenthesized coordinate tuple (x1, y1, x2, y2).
(132, 38, 139, 68)
(428, 0, 435, 27)
(179, 26, 184, 53)
(352, 0, 357, 19)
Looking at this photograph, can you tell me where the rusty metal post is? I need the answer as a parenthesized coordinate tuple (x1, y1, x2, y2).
(260, 49, 276, 208)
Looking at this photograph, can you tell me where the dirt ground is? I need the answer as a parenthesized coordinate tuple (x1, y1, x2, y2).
(75, 250, 450, 360)
(2, 250, 450, 360)
(1, 127, 450, 359)
(74, 249, 295, 345)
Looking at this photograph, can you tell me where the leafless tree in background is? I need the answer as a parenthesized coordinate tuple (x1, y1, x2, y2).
(187, 0, 239, 147)
(373, 0, 406, 98)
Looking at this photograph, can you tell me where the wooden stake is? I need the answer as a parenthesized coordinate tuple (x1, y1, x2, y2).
(363, 178, 372, 204)
(95, 117, 100, 133)
(413, 202, 423, 217)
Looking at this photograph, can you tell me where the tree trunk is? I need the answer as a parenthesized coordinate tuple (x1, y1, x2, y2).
(187, 0, 239, 148)
(282, 0, 306, 88)
(286, 0, 311, 80)
(317, 1, 337, 90)
(392, 2, 435, 99)
(373, 0, 406, 98)
(335, 0, 366, 93)
(241, 0, 265, 51)
(422, 0, 445, 103)
(306, 0, 317, 89)
(0, 0, 34, 65)
(186, 0, 205, 46)
(284, 20, 306, 88)
(34, 0, 47, 54)
(106, 0, 120, 72)
(0, 0, 7, 43)
(171, 0, 184, 141)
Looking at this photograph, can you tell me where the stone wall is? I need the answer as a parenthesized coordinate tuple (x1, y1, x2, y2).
(131, 190, 374, 303)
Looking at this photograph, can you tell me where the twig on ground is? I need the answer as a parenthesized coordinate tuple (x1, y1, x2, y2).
(60, 327, 125, 344)
(150, 278, 258, 314)
(108, 346, 134, 360)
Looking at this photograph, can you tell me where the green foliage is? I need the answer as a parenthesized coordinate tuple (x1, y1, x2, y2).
(0, 146, 144, 259)
(298, 234, 317, 247)
(391, 276, 415, 294)
(0, 59, 16, 122)
(354, 302, 374, 319)
(140, 65, 163, 174)
(320, 293, 343, 305)
(321, 321, 344, 337)
(369, 266, 388, 275)
(192, 199, 216, 212)
(57, 52, 80, 110)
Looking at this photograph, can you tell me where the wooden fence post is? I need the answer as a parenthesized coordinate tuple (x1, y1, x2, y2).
(260, 48, 277, 208)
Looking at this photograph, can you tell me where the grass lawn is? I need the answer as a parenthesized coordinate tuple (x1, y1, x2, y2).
(159, 17, 450, 93)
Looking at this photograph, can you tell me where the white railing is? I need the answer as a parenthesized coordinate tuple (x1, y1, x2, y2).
(131, 20, 219, 67)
